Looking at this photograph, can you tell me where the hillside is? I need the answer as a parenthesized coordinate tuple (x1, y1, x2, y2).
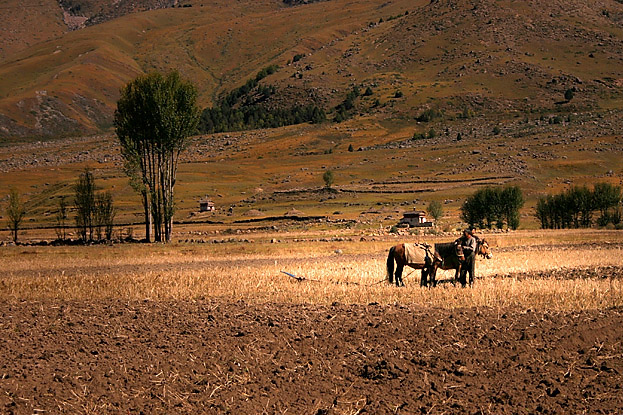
(1, 0, 623, 236)
(1, 105, 621, 236)
(0, 0, 186, 61)
(1, 0, 623, 139)
(0, 0, 66, 61)
(0, 0, 407, 137)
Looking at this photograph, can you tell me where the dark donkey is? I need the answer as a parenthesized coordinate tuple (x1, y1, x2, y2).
(386, 243, 434, 287)
(424, 238, 493, 287)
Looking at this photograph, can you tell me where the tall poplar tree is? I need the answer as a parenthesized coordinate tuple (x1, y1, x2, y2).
(115, 71, 200, 242)
(75, 168, 95, 243)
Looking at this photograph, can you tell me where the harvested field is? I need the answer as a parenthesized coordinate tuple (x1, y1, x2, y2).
(1, 231, 622, 414)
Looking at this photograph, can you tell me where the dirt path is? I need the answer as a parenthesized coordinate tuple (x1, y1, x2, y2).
(1, 300, 621, 414)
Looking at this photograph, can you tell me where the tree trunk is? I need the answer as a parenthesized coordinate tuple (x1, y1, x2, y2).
(149, 142, 163, 242)
(162, 150, 178, 243)
(160, 153, 170, 243)
(142, 190, 152, 242)
(152, 190, 162, 242)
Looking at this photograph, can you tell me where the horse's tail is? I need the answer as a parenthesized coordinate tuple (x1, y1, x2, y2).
(387, 246, 395, 283)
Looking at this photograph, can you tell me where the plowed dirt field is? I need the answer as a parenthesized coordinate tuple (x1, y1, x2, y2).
(1, 292, 622, 414)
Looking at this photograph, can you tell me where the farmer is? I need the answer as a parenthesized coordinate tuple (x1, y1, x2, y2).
(456, 228, 477, 287)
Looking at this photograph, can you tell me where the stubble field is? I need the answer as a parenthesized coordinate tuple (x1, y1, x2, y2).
(1, 229, 622, 414)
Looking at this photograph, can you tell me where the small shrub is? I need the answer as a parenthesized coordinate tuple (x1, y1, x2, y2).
(460, 107, 474, 119)
(416, 108, 442, 122)
(323, 170, 335, 188)
(427, 200, 443, 222)
(564, 88, 574, 101)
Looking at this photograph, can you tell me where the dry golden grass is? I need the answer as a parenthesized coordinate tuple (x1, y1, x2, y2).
(1, 230, 621, 311)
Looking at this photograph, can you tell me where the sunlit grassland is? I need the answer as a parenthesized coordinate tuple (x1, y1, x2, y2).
(1, 230, 621, 311)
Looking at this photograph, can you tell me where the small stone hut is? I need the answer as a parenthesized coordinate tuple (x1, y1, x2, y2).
(199, 197, 215, 212)
(399, 210, 433, 227)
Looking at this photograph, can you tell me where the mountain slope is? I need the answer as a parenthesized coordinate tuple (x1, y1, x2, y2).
(0, 0, 423, 138)
(0, 0, 67, 61)
(1, 0, 623, 139)
(0, 0, 197, 60)
(276, 0, 623, 115)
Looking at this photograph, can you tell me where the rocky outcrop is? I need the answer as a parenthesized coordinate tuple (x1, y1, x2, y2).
(59, 0, 179, 29)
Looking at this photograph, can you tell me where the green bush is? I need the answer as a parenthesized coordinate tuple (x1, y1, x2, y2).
(426, 200, 443, 222)
(323, 170, 335, 188)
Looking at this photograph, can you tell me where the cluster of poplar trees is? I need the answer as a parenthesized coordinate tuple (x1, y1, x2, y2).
(535, 183, 622, 229)
(72, 169, 115, 242)
(460, 186, 525, 230)
(5, 169, 115, 244)
(9, 71, 200, 245)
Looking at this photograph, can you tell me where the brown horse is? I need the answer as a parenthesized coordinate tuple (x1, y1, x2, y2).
(386, 243, 434, 287)
(425, 238, 493, 287)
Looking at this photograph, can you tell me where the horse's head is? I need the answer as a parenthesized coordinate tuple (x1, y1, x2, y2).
(478, 238, 493, 259)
